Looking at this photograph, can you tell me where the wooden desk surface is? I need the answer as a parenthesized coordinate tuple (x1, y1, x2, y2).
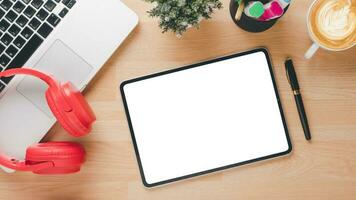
(1, 0, 356, 199)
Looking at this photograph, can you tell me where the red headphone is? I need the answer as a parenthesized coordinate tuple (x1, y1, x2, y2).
(0, 68, 96, 175)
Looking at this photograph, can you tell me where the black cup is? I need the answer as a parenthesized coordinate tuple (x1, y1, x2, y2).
(230, 0, 290, 32)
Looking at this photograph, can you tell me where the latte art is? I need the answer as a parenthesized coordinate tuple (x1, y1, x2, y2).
(317, 0, 355, 40)
(308, 0, 356, 50)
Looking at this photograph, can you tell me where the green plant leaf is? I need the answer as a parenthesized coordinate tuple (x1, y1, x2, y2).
(144, 0, 223, 35)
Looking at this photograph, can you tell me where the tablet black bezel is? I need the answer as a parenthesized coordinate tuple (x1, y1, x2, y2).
(120, 48, 292, 188)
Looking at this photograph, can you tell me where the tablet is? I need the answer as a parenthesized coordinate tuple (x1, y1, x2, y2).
(121, 48, 292, 187)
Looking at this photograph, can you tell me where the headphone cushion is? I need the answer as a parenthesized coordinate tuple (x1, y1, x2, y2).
(46, 82, 95, 137)
(46, 90, 80, 136)
(26, 142, 86, 174)
(61, 82, 96, 131)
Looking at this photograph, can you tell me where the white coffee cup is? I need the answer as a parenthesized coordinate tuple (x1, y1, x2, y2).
(304, 0, 356, 59)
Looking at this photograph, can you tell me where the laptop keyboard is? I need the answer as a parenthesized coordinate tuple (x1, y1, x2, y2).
(0, 0, 76, 93)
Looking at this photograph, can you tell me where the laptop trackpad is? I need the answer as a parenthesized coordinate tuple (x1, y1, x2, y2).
(17, 40, 93, 118)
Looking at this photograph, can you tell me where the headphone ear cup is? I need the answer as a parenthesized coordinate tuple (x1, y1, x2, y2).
(46, 88, 81, 136)
(61, 82, 96, 132)
(45, 82, 96, 137)
(26, 142, 85, 175)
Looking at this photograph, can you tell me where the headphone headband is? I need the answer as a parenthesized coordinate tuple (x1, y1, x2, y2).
(0, 68, 57, 87)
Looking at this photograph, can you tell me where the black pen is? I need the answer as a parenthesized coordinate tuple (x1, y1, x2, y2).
(285, 58, 312, 140)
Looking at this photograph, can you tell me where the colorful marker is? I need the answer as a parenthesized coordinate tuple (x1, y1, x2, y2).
(276, 0, 291, 9)
(244, 1, 265, 19)
(258, 0, 284, 21)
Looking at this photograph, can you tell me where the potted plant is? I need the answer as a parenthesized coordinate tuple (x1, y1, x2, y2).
(144, 0, 223, 36)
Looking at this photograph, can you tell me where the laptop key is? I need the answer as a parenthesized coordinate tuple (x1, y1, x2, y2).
(0, 20, 10, 32)
(0, 9, 5, 19)
(31, 0, 44, 9)
(8, 24, 21, 36)
(58, 8, 68, 18)
(0, 81, 5, 93)
(62, 0, 70, 5)
(6, 45, 18, 57)
(0, 54, 11, 67)
(21, 0, 31, 4)
(37, 22, 52, 38)
(36, 8, 49, 21)
(65, 0, 77, 8)
(5, 10, 18, 23)
(29, 17, 41, 30)
(1, 33, 14, 45)
(13, 1, 26, 13)
(21, 26, 33, 39)
(0, 43, 5, 54)
(1, 34, 43, 83)
(16, 15, 29, 27)
(47, 14, 60, 27)
(0, 0, 13, 11)
(44, 0, 56, 11)
(24, 6, 36, 18)
(13, 36, 26, 48)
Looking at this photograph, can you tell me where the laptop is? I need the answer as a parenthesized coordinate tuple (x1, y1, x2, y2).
(0, 0, 138, 172)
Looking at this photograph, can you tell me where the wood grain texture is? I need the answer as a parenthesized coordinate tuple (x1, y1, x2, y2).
(1, 0, 356, 199)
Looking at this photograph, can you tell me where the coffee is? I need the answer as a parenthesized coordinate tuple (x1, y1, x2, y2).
(308, 0, 355, 50)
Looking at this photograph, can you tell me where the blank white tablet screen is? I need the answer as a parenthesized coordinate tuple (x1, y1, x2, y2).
(122, 51, 290, 186)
